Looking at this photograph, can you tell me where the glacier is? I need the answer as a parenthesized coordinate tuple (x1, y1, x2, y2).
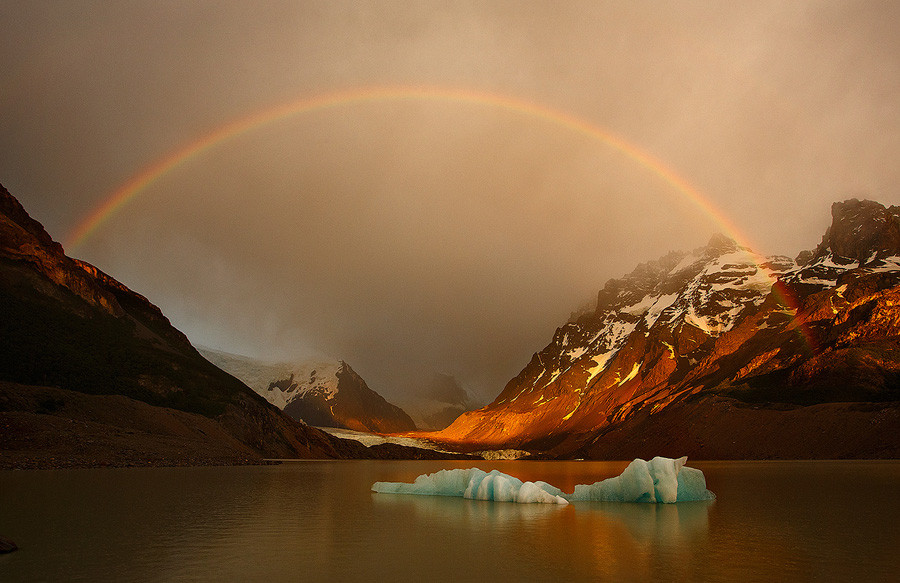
(371, 456, 715, 505)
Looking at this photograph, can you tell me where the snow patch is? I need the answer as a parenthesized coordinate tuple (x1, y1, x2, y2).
(562, 402, 580, 420)
(566, 346, 587, 361)
(199, 348, 341, 410)
(587, 352, 614, 381)
(669, 253, 701, 275)
(617, 361, 641, 386)
(867, 256, 900, 272)
(661, 341, 676, 359)
(800, 277, 838, 286)
(644, 293, 678, 329)
(621, 294, 659, 316)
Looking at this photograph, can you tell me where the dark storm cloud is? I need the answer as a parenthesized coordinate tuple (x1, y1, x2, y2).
(1, 1, 898, 402)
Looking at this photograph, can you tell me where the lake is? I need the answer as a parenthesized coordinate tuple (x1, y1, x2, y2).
(1, 460, 898, 582)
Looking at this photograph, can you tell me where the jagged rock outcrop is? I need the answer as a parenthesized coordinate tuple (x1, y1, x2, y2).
(199, 348, 416, 433)
(436, 199, 900, 458)
(814, 199, 900, 263)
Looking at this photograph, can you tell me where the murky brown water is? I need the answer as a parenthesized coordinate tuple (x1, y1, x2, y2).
(1, 460, 898, 582)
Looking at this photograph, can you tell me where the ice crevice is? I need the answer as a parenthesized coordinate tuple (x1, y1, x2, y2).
(372, 456, 715, 505)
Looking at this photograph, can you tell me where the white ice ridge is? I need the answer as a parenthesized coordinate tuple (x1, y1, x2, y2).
(371, 456, 715, 505)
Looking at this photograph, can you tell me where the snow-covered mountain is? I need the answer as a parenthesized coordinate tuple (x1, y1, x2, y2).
(437, 199, 900, 458)
(199, 348, 416, 433)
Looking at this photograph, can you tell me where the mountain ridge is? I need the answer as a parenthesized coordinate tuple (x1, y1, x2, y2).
(434, 198, 900, 458)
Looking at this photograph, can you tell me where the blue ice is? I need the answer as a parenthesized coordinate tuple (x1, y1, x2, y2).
(371, 456, 715, 504)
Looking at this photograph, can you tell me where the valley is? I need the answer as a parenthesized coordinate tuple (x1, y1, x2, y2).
(1, 185, 898, 466)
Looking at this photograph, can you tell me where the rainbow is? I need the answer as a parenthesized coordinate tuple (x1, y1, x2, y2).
(65, 85, 816, 349)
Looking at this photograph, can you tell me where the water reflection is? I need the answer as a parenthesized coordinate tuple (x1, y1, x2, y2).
(593, 500, 712, 543)
(372, 492, 711, 539)
(2, 461, 898, 583)
(372, 492, 712, 581)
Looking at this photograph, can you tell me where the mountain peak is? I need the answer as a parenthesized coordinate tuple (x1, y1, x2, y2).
(703, 232, 740, 256)
(199, 349, 416, 433)
(815, 198, 900, 263)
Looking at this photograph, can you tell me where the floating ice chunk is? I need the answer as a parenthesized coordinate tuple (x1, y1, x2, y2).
(650, 455, 686, 502)
(373, 468, 568, 504)
(372, 468, 474, 498)
(570, 458, 654, 502)
(372, 457, 715, 505)
(676, 466, 715, 502)
(569, 456, 714, 503)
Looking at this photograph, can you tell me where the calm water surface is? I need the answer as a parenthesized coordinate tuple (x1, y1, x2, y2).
(1, 460, 898, 582)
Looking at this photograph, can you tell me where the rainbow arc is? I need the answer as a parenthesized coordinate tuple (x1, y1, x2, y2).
(66, 85, 816, 350)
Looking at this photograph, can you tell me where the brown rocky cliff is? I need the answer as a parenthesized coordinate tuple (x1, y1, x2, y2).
(0, 185, 124, 317)
(813, 199, 900, 263)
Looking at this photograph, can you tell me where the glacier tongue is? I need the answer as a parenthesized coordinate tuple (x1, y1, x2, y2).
(371, 456, 715, 505)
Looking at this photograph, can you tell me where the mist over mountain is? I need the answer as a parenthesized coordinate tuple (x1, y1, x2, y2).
(400, 372, 480, 431)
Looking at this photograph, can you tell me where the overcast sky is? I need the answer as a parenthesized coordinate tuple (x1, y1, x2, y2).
(1, 1, 898, 403)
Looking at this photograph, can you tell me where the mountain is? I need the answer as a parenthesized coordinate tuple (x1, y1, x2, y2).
(437, 199, 900, 458)
(401, 373, 480, 430)
(0, 183, 408, 467)
(199, 348, 416, 433)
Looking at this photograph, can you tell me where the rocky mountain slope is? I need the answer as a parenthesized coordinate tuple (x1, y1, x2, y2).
(199, 348, 416, 433)
(0, 183, 445, 468)
(437, 199, 900, 458)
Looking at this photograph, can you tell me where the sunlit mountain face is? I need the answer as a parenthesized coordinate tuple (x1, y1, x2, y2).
(433, 200, 900, 459)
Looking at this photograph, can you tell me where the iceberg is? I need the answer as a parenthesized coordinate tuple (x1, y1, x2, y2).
(371, 456, 715, 504)
(372, 468, 569, 505)
(568, 456, 715, 503)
